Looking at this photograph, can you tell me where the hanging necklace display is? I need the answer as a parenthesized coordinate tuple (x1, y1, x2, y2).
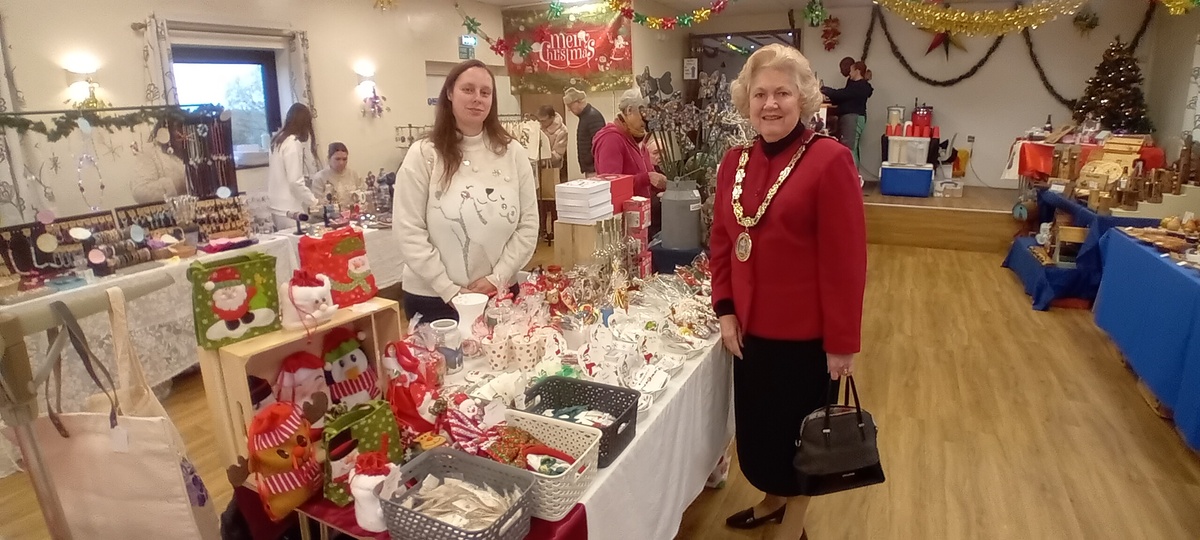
(730, 134, 815, 262)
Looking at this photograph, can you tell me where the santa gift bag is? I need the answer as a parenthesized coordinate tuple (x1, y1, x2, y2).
(188, 252, 281, 349)
(322, 401, 405, 506)
(298, 227, 377, 307)
(28, 295, 220, 539)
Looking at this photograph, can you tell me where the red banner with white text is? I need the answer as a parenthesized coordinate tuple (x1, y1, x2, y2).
(501, 3, 633, 95)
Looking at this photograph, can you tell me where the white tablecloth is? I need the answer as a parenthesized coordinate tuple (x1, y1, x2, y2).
(0, 235, 298, 477)
(578, 343, 733, 540)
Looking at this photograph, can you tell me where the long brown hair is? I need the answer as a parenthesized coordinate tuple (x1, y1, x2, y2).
(429, 59, 513, 186)
(272, 103, 320, 167)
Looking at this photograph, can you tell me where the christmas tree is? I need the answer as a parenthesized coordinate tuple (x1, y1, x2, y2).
(1072, 38, 1153, 133)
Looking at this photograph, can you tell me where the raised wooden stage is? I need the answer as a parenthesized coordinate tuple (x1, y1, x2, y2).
(864, 183, 1020, 253)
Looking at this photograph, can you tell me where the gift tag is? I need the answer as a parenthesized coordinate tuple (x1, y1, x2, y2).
(110, 425, 129, 453)
(514, 392, 527, 410)
(482, 399, 507, 428)
(1048, 184, 1066, 193)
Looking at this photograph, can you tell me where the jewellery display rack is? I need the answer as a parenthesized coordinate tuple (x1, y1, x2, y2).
(177, 115, 239, 199)
(0, 208, 114, 284)
(195, 193, 252, 240)
(115, 201, 179, 237)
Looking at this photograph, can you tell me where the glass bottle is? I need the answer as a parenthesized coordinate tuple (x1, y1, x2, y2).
(430, 319, 463, 375)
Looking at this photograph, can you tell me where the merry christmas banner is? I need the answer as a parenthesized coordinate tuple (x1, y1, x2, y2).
(501, 3, 633, 95)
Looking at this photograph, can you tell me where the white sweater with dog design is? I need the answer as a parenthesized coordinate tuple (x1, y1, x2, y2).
(394, 132, 539, 303)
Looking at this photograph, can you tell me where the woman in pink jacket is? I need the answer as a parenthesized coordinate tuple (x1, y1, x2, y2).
(592, 89, 666, 198)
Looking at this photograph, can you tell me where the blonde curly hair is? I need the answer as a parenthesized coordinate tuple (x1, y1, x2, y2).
(730, 44, 822, 122)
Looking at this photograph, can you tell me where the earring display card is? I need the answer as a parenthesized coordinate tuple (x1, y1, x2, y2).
(178, 116, 238, 199)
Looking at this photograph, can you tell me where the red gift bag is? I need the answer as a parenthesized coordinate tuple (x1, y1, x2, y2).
(298, 227, 377, 307)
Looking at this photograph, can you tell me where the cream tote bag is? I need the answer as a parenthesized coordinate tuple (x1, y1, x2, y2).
(31, 290, 219, 539)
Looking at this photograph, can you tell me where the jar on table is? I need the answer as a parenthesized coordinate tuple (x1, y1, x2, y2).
(430, 319, 464, 375)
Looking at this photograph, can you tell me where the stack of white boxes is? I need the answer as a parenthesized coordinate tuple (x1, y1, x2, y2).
(555, 179, 613, 224)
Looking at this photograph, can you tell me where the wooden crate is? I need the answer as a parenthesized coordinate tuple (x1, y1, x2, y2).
(198, 297, 403, 468)
(553, 215, 624, 268)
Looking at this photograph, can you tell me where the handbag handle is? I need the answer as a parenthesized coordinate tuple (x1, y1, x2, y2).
(48, 301, 122, 431)
(820, 375, 868, 444)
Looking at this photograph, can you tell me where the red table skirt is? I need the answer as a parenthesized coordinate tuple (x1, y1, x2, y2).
(1018, 141, 1167, 179)
(235, 487, 587, 540)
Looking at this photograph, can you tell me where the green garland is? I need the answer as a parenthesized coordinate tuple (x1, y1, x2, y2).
(0, 104, 225, 143)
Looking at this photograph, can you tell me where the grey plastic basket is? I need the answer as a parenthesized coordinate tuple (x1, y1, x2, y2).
(524, 376, 639, 468)
(380, 447, 535, 540)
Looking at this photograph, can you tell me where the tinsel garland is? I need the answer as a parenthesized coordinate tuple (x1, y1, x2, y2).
(873, 0, 1085, 37)
(604, 0, 734, 29)
(1159, 0, 1200, 16)
(0, 104, 224, 143)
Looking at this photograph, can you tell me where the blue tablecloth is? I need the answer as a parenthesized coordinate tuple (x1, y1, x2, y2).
(1002, 237, 1092, 310)
(1095, 230, 1200, 450)
(1037, 189, 1159, 297)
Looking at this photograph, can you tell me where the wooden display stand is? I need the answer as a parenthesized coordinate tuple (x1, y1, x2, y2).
(198, 297, 402, 468)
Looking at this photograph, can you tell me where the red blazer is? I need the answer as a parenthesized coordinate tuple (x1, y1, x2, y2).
(710, 132, 867, 355)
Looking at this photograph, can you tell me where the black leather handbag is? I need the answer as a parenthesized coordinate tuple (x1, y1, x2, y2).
(794, 376, 885, 496)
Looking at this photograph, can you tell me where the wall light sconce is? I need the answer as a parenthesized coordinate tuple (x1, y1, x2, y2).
(65, 69, 108, 110)
(353, 62, 389, 118)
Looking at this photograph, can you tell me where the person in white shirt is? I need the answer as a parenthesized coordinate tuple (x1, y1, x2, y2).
(394, 59, 539, 321)
(267, 103, 321, 230)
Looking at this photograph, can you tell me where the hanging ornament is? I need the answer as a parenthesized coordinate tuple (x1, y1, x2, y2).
(490, 38, 512, 56)
(548, 0, 565, 19)
(1160, 0, 1200, 15)
(663, 17, 678, 30)
(462, 16, 482, 34)
(373, 0, 395, 9)
(1073, 8, 1099, 36)
(804, 0, 828, 27)
(679, 13, 695, 27)
(821, 16, 841, 52)
(922, 25, 966, 58)
(514, 39, 534, 56)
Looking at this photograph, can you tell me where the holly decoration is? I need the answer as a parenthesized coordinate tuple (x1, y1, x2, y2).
(514, 39, 534, 56)
(548, 0, 565, 19)
(462, 16, 481, 34)
(803, 0, 828, 27)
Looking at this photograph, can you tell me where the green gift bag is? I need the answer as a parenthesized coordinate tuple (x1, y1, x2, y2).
(187, 253, 282, 350)
(323, 400, 405, 506)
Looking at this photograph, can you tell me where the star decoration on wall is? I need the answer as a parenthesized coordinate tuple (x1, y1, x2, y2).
(49, 152, 61, 174)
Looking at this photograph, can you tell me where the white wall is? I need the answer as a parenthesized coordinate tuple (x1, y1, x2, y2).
(561, 0, 688, 181)
(1147, 10, 1200, 158)
(687, 1, 1163, 188)
(0, 0, 507, 217)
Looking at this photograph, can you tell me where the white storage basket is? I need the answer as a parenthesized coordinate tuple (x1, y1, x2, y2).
(503, 409, 602, 521)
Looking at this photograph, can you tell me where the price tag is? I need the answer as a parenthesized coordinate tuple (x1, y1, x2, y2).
(110, 425, 129, 453)
(690, 203, 702, 212)
(514, 392, 527, 410)
(1160, 253, 1171, 258)
(1048, 184, 1066, 193)
(1178, 261, 1189, 267)
(692, 190, 701, 198)
(1186, 212, 1196, 223)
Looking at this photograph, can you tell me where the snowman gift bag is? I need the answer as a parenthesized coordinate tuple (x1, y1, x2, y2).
(188, 253, 282, 349)
(298, 227, 378, 308)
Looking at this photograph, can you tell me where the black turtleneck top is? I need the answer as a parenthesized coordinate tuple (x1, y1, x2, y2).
(760, 122, 808, 157)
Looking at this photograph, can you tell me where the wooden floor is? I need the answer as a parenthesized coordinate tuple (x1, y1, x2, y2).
(864, 182, 1018, 213)
(5, 245, 1200, 539)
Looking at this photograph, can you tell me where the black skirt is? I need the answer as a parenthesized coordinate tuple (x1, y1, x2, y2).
(734, 335, 838, 497)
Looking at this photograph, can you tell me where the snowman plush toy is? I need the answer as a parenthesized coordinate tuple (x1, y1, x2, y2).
(323, 327, 381, 408)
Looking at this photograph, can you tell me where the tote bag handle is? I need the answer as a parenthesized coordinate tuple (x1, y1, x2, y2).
(106, 288, 151, 393)
(44, 301, 122, 434)
(820, 375, 867, 444)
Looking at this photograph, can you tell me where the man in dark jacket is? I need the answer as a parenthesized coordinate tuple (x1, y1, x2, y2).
(564, 87, 606, 176)
(821, 61, 873, 169)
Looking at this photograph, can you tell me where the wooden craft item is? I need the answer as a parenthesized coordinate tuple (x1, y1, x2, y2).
(1096, 192, 1115, 215)
(1044, 125, 1075, 145)
(1051, 149, 1063, 179)
(1180, 134, 1193, 187)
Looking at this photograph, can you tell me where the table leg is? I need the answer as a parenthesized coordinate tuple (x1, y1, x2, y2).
(320, 523, 330, 540)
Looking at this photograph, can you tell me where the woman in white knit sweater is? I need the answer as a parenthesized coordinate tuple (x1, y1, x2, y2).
(394, 59, 539, 321)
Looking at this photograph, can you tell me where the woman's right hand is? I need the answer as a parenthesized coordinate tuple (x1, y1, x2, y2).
(649, 172, 667, 189)
(719, 314, 743, 358)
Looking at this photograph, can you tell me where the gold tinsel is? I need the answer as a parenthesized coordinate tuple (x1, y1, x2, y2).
(1160, 0, 1200, 16)
(873, 0, 1085, 37)
(374, 0, 395, 10)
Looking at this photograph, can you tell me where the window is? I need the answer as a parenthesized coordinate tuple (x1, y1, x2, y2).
(172, 46, 282, 168)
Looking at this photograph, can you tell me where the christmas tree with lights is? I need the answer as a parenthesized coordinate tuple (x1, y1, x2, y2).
(1072, 38, 1153, 133)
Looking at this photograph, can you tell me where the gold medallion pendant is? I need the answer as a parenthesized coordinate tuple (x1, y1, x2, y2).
(735, 231, 753, 262)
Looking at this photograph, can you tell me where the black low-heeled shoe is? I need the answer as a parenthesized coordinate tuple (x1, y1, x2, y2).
(724, 505, 786, 529)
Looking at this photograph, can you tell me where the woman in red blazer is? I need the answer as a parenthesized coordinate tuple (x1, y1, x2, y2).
(711, 44, 867, 540)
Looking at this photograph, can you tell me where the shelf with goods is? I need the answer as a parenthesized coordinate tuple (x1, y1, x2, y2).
(198, 297, 402, 468)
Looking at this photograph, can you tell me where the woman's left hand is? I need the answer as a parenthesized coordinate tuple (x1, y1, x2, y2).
(827, 353, 855, 380)
(466, 278, 499, 296)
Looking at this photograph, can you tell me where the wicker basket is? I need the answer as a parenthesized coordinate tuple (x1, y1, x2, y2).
(380, 448, 534, 540)
(503, 409, 601, 521)
(523, 377, 639, 468)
